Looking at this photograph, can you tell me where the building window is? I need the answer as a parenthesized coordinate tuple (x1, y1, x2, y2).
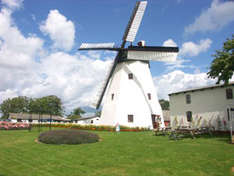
(128, 115, 134, 123)
(186, 94, 191, 104)
(128, 73, 133, 79)
(111, 93, 114, 100)
(91, 120, 93, 124)
(147, 93, 151, 100)
(186, 111, 192, 122)
(226, 88, 233, 99)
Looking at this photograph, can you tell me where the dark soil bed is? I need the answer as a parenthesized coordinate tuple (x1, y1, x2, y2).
(38, 129, 99, 145)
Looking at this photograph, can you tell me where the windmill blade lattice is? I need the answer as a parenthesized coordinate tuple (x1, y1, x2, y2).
(122, 1, 147, 43)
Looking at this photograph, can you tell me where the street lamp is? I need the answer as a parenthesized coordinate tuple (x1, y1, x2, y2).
(49, 103, 53, 131)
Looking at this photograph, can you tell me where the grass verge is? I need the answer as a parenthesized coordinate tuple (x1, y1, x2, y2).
(0, 128, 233, 176)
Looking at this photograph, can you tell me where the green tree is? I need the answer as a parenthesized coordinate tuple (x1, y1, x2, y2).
(159, 99, 170, 110)
(67, 107, 85, 120)
(0, 95, 64, 119)
(95, 110, 101, 117)
(30, 95, 63, 116)
(207, 35, 234, 84)
(0, 96, 30, 119)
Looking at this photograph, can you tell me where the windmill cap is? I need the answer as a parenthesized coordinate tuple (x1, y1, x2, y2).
(137, 40, 145, 46)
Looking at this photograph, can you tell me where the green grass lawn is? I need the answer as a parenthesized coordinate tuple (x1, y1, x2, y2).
(0, 128, 233, 176)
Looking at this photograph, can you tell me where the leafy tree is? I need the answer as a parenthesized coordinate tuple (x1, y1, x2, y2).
(30, 95, 63, 116)
(0, 95, 63, 119)
(0, 96, 30, 119)
(95, 110, 101, 117)
(67, 107, 85, 120)
(159, 99, 170, 110)
(207, 35, 234, 84)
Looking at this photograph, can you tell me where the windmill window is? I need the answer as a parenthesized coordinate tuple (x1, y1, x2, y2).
(111, 93, 114, 100)
(226, 88, 233, 99)
(186, 111, 192, 122)
(128, 73, 133, 79)
(128, 115, 134, 123)
(147, 93, 151, 100)
(186, 94, 191, 104)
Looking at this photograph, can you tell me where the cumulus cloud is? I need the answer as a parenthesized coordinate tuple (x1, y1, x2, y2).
(1, 0, 23, 9)
(180, 39, 212, 57)
(0, 5, 114, 113)
(163, 39, 177, 47)
(0, 7, 43, 91)
(154, 70, 216, 100)
(185, 0, 234, 34)
(40, 9, 75, 51)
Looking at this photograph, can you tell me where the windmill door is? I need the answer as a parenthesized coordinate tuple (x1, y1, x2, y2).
(151, 114, 159, 129)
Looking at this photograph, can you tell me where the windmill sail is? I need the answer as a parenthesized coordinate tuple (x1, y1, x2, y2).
(79, 43, 118, 50)
(122, 1, 147, 43)
(127, 46, 179, 62)
(95, 53, 120, 109)
(127, 51, 178, 62)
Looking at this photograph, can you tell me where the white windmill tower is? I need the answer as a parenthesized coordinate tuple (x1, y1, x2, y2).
(79, 1, 179, 129)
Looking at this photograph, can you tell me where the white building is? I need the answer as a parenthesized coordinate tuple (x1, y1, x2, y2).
(169, 82, 234, 131)
(9, 113, 67, 123)
(76, 116, 100, 125)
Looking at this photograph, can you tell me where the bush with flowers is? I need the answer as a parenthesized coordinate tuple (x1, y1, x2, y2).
(32, 123, 149, 132)
(0, 121, 29, 130)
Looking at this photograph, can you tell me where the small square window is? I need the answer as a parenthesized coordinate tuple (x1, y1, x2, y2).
(128, 73, 133, 79)
(128, 115, 134, 123)
(186, 111, 192, 122)
(111, 93, 114, 100)
(226, 88, 233, 99)
(186, 94, 191, 104)
(147, 93, 151, 100)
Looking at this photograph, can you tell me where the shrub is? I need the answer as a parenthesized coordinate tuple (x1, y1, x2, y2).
(38, 129, 99, 145)
(0, 121, 29, 130)
(33, 123, 150, 132)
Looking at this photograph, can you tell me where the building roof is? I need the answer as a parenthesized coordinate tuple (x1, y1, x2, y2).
(9, 113, 66, 121)
(76, 116, 99, 121)
(169, 81, 234, 96)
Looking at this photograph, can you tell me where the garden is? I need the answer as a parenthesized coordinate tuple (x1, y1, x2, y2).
(0, 127, 233, 176)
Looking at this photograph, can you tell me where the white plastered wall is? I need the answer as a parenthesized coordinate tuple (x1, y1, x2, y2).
(99, 61, 164, 128)
(169, 85, 234, 130)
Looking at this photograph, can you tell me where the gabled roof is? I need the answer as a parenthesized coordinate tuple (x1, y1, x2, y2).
(169, 81, 234, 96)
(9, 113, 66, 121)
(76, 116, 99, 121)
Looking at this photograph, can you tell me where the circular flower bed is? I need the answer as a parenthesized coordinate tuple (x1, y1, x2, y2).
(38, 129, 99, 145)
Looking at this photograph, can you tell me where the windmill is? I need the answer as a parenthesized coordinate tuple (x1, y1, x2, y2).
(79, 1, 179, 129)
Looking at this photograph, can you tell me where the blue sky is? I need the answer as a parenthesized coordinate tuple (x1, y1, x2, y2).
(0, 0, 234, 113)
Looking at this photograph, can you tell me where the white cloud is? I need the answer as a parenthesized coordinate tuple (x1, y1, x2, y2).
(0, 7, 43, 93)
(154, 70, 216, 100)
(163, 39, 177, 47)
(180, 39, 212, 57)
(1, 0, 23, 9)
(0, 9, 111, 111)
(0, 89, 18, 102)
(40, 9, 75, 51)
(185, 0, 234, 34)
